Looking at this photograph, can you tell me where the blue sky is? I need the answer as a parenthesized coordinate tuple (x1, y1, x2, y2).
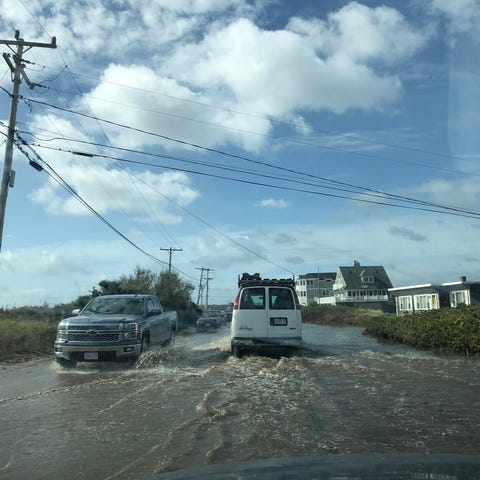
(0, 0, 480, 307)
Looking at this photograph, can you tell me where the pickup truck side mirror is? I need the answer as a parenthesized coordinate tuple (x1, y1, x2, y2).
(71, 309, 80, 316)
(147, 308, 162, 316)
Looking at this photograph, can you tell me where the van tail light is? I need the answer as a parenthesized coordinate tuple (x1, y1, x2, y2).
(233, 296, 239, 310)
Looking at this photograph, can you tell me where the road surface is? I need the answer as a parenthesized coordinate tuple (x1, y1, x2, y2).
(1, 324, 479, 479)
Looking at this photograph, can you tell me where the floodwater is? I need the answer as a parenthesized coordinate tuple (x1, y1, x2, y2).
(0, 324, 479, 479)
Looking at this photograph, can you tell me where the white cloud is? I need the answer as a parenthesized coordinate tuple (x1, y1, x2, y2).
(288, 2, 428, 65)
(139, 0, 249, 15)
(257, 198, 290, 208)
(413, 177, 480, 211)
(0, 238, 162, 305)
(166, 17, 405, 117)
(185, 211, 480, 297)
(26, 116, 200, 221)
(83, 64, 271, 152)
(3, 0, 430, 154)
(430, 0, 480, 40)
(0, 0, 255, 65)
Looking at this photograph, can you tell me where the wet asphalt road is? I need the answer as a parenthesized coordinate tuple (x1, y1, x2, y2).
(0, 324, 479, 479)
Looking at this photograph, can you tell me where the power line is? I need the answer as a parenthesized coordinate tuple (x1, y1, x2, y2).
(20, 79, 480, 177)
(14, 1, 473, 173)
(14, 136, 171, 267)
(37, 66, 469, 166)
(20, 98, 480, 216)
(11, 1, 181, 253)
(23, 123, 480, 219)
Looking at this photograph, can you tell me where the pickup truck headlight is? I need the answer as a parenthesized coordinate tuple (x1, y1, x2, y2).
(56, 326, 68, 341)
(123, 322, 139, 340)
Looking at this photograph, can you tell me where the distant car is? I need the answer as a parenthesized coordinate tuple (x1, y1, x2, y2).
(231, 273, 302, 358)
(196, 310, 226, 329)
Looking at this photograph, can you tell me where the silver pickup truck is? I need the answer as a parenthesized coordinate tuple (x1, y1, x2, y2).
(54, 294, 177, 367)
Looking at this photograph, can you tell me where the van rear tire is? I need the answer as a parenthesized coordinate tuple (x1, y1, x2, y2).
(232, 343, 244, 359)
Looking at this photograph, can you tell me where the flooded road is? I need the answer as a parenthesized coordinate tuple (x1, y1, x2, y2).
(0, 324, 479, 479)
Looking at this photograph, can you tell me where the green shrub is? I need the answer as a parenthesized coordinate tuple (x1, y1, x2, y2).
(0, 318, 57, 359)
(365, 304, 480, 356)
(302, 304, 394, 327)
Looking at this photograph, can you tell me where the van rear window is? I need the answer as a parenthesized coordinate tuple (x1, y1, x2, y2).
(269, 288, 294, 310)
(239, 287, 265, 309)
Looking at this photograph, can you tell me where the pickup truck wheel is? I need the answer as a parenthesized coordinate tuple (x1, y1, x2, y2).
(140, 335, 150, 354)
(168, 327, 176, 345)
(56, 358, 77, 368)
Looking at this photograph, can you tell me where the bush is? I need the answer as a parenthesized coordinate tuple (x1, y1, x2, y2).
(365, 304, 480, 356)
(301, 304, 393, 327)
(0, 318, 57, 360)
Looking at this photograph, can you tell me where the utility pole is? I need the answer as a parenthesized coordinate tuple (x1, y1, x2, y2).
(204, 268, 213, 311)
(196, 267, 206, 305)
(0, 30, 56, 252)
(160, 247, 182, 273)
(195, 266, 213, 310)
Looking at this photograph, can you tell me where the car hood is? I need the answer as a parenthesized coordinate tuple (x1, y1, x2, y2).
(60, 314, 141, 325)
(150, 454, 480, 480)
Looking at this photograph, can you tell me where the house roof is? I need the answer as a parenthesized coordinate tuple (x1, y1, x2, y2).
(337, 264, 392, 290)
(389, 284, 441, 296)
(389, 279, 480, 296)
(298, 272, 336, 280)
(389, 284, 434, 292)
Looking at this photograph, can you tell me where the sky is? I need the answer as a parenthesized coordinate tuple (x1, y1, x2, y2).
(0, 0, 480, 307)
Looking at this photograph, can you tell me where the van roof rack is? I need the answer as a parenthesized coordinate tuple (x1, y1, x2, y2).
(238, 273, 295, 288)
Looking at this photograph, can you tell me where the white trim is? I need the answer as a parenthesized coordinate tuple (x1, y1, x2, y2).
(389, 284, 433, 292)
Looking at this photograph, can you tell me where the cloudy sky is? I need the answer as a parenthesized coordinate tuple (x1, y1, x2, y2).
(0, 0, 479, 307)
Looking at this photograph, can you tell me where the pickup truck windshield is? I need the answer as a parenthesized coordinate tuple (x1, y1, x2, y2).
(82, 297, 144, 315)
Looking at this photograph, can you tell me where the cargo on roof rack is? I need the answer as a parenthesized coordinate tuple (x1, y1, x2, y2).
(238, 273, 295, 288)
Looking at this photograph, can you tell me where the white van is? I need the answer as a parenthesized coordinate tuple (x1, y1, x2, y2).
(231, 273, 302, 358)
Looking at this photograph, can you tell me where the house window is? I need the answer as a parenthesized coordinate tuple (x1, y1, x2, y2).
(398, 296, 412, 310)
(451, 290, 469, 307)
(361, 276, 374, 284)
(415, 294, 432, 310)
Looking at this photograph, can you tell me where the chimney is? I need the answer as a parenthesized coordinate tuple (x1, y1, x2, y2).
(460, 275, 467, 282)
(353, 260, 360, 267)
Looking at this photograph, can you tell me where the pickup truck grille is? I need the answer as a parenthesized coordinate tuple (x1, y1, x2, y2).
(67, 325, 120, 342)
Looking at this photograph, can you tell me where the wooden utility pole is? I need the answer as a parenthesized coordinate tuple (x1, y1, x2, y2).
(196, 266, 212, 310)
(0, 30, 56, 252)
(160, 247, 182, 273)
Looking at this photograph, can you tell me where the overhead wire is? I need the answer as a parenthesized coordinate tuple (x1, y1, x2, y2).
(42, 65, 475, 166)
(13, 134, 171, 268)
(24, 133, 480, 217)
(20, 98, 480, 219)
(27, 139, 480, 220)
(8, 8, 480, 284)
(12, 2, 184, 259)
(21, 77, 480, 177)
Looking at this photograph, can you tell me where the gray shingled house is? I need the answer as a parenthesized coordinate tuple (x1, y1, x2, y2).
(389, 276, 480, 316)
(332, 260, 394, 311)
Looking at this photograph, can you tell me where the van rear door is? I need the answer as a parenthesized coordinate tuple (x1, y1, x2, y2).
(267, 287, 300, 338)
(235, 287, 268, 337)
